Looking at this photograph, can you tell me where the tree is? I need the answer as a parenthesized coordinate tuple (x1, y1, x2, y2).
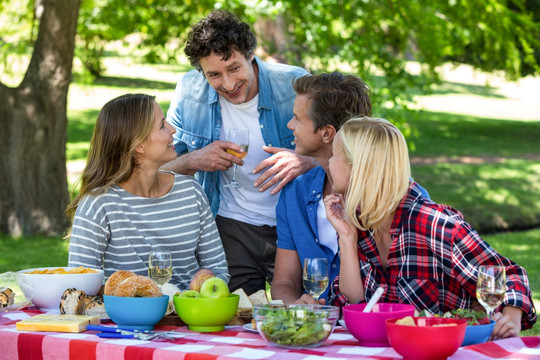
(0, 0, 81, 236)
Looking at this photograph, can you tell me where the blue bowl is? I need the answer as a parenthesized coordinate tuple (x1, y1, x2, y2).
(462, 320, 496, 346)
(103, 295, 169, 330)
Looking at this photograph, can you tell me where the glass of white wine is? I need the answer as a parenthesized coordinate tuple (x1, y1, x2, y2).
(223, 129, 249, 188)
(148, 250, 172, 287)
(476, 265, 506, 319)
(303, 258, 329, 300)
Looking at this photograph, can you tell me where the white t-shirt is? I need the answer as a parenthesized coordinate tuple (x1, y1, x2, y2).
(217, 94, 278, 226)
(317, 198, 338, 254)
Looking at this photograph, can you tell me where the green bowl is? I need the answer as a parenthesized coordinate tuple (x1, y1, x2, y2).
(173, 293, 239, 332)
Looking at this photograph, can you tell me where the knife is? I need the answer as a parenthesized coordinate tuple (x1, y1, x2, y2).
(95, 332, 160, 339)
(87, 324, 152, 334)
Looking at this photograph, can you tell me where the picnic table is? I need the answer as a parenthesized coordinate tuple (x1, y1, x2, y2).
(1, 307, 539, 360)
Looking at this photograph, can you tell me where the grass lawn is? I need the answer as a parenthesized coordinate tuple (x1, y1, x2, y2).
(1, 53, 538, 335)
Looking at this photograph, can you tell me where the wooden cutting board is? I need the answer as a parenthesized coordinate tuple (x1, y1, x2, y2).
(156, 314, 185, 326)
(156, 314, 252, 327)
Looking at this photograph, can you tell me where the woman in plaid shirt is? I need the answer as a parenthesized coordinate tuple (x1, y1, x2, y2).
(324, 117, 536, 339)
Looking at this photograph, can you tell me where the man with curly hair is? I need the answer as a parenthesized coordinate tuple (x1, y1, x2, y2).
(165, 10, 314, 295)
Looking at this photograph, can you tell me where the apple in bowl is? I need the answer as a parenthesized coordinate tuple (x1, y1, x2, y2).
(200, 277, 230, 298)
(174, 276, 238, 332)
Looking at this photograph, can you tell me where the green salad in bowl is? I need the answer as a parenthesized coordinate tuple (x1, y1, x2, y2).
(252, 304, 339, 348)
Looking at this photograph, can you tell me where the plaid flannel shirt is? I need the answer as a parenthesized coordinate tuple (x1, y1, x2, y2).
(330, 182, 537, 330)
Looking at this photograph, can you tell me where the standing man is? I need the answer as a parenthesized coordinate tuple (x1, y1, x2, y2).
(165, 10, 314, 295)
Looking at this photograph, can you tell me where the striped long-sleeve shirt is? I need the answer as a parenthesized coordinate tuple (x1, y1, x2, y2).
(330, 182, 536, 330)
(68, 172, 229, 289)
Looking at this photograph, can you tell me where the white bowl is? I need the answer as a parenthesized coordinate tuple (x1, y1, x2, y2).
(18, 267, 104, 312)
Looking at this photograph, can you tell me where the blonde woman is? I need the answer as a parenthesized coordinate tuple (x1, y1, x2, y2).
(324, 117, 536, 339)
(66, 94, 229, 289)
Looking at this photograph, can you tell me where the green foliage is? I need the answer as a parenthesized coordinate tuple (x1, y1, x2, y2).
(75, 0, 253, 76)
(3, 0, 538, 121)
(0, 0, 35, 83)
(274, 0, 539, 133)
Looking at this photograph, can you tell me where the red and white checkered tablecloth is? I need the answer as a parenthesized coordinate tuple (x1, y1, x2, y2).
(1, 308, 539, 360)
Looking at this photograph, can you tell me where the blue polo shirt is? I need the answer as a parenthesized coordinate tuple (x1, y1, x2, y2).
(276, 166, 431, 302)
(276, 166, 338, 301)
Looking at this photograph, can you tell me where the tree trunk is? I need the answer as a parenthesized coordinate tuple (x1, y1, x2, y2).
(0, 0, 81, 236)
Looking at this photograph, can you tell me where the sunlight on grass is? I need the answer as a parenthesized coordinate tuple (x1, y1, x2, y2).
(410, 111, 540, 158)
(0, 236, 69, 272)
(413, 160, 540, 233)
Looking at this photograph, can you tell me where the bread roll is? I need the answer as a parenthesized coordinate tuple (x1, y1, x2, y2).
(83, 296, 108, 318)
(104, 270, 136, 296)
(59, 288, 86, 315)
(0, 287, 15, 308)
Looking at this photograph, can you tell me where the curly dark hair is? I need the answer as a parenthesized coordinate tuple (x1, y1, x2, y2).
(185, 10, 257, 71)
(293, 72, 372, 132)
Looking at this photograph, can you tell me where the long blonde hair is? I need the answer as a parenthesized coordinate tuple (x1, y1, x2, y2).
(64, 94, 156, 238)
(340, 117, 411, 231)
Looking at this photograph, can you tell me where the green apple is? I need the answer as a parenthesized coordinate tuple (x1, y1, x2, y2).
(199, 277, 230, 298)
(177, 289, 201, 298)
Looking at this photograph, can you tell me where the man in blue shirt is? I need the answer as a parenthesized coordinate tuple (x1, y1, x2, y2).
(272, 72, 429, 304)
(165, 10, 314, 295)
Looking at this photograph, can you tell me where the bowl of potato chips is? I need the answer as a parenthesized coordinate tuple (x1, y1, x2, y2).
(18, 267, 104, 312)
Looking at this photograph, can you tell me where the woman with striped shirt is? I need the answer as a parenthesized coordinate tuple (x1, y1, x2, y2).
(66, 94, 229, 289)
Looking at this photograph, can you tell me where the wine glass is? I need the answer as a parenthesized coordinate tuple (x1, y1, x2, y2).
(303, 258, 329, 299)
(148, 250, 172, 287)
(476, 265, 506, 319)
(223, 129, 249, 188)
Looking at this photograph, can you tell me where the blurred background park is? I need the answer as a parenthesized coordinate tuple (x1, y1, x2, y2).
(0, 0, 539, 334)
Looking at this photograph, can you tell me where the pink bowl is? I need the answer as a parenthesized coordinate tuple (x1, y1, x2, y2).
(386, 317, 467, 359)
(342, 303, 415, 347)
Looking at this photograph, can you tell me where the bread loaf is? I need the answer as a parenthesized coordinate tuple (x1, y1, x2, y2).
(248, 289, 269, 306)
(233, 288, 252, 316)
(227, 288, 270, 325)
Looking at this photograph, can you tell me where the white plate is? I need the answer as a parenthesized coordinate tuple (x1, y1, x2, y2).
(242, 323, 258, 333)
(338, 319, 347, 329)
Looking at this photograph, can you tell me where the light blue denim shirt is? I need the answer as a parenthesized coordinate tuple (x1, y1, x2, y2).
(167, 56, 309, 214)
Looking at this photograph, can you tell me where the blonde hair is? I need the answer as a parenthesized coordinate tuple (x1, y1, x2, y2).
(340, 117, 411, 231)
(64, 94, 156, 238)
